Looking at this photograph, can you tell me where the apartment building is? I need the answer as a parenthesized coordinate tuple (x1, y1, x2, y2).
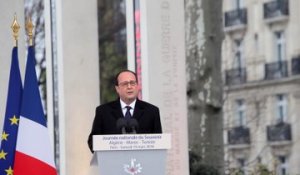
(222, 0, 300, 174)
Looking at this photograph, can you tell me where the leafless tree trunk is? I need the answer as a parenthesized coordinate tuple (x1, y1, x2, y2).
(185, 0, 224, 173)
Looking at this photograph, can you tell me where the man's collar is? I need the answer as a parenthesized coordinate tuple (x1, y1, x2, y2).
(120, 99, 137, 109)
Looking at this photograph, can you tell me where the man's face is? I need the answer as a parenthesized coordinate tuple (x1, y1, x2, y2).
(115, 72, 139, 104)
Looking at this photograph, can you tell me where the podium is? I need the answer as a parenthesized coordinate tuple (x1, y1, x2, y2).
(91, 134, 171, 175)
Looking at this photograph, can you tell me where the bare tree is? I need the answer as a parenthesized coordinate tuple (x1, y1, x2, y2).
(185, 0, 224, 174)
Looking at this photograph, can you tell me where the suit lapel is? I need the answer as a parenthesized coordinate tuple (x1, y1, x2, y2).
(110, 100, 123, 120)
(133, 99, 144, 120)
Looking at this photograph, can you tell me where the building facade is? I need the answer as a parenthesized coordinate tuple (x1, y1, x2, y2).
(222, 0, 300, 174)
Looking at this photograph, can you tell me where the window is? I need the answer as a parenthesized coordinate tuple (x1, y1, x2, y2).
(274, 31, 286, 62)
(234, 39, 244, 69)
(236, 99, 246, 126)
(276, 94, 287, 123)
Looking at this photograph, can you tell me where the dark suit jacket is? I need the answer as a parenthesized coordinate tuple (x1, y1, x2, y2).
(88, 99, 162, 152)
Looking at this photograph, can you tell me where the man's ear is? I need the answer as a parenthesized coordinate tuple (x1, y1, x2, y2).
(115, 85, 119, 93)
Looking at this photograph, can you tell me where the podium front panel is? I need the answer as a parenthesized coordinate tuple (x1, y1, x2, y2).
(96, 150, 166, 175)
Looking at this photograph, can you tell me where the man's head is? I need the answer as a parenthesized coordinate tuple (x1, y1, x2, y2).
(115, 70, 139, 104)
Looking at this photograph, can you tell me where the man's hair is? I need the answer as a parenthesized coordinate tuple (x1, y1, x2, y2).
(114, 70, 138, 86)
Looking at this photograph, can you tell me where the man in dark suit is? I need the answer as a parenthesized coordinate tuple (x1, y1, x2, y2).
(88, 70, 162, 152)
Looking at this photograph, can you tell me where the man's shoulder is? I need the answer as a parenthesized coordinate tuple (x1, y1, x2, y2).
(137, 99, 159, 110)
(96, 100, 119, 110)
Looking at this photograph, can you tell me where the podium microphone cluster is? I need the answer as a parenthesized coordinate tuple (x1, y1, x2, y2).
(116, 118, 139, 134)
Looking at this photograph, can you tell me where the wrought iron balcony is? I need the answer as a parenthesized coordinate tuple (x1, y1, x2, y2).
(224, 8, 247, 31)
(228, 126, 250, 145)
(264, 0, 289, 22)
(264, 61, 288, 80)
(292, 56, 300, 75)
(225, 68, 247, 86)
(267, 122, 291, 142)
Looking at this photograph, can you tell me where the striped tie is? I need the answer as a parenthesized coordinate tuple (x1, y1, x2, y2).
(125, 106, 132, 120)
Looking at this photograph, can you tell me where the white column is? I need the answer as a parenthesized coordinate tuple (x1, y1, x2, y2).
(139, 0, 189, 174)
(50, 0, 100, 174)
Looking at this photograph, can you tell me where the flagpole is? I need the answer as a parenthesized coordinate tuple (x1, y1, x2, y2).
(11, 14, 20, 47)
(25, 18, 34, 46)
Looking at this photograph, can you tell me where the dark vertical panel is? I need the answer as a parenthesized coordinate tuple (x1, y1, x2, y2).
(98, 0, 128, 103)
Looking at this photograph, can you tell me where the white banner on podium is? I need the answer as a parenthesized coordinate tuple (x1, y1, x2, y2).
(93, 133, 171, 151)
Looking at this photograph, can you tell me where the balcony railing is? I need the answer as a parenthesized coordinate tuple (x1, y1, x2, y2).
(228, 126, 250, 145)
(267, 122, 291, 142)
(264, 0, 289, 21)
(224, 8, 247, 29)
(265, 61, 288, 80)
(225, 68, 247, 85)
(292, 56, 300, 75)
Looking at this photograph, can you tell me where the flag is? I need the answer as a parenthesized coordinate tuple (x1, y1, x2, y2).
(0, 47, 23, 175)
(13, 46, 57, 175)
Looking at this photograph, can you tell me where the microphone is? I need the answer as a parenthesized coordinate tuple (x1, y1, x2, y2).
(128, 118, 139, 134)
(116, 118, 127, 134)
